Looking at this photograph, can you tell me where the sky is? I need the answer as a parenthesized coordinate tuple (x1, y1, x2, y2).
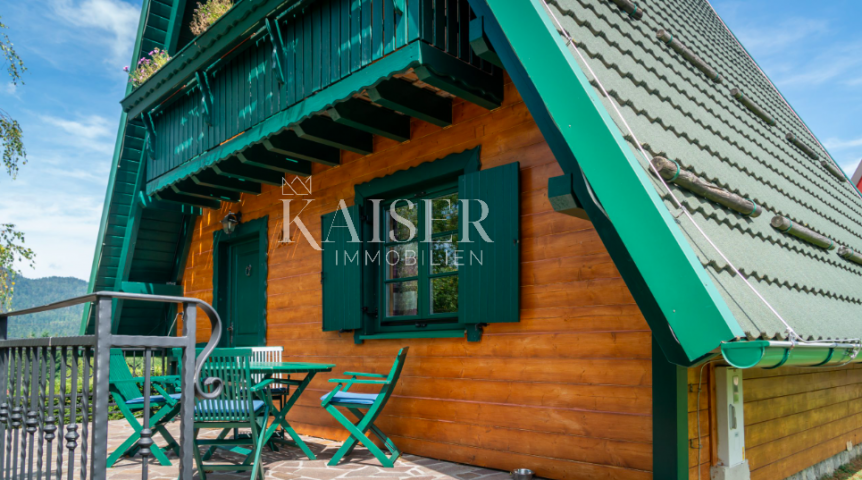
(1, 0, 861, 281)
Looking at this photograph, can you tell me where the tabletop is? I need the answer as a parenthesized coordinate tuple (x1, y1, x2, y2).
(249, 362, 335, 374)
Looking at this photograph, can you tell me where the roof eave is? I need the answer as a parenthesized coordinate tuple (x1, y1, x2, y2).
(470, 0, 745, 365)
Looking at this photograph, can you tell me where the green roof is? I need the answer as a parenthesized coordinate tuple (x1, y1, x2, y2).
(546, 0, 862, 342)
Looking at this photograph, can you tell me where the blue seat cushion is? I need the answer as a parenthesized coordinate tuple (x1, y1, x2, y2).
(270, 387, 289, 395)
(126, 393, 182, 405)
(321, 391, 379, 405)
(195, 400, 265, 415)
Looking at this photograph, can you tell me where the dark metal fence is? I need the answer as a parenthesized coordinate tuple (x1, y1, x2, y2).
(0, 292, 223, 480)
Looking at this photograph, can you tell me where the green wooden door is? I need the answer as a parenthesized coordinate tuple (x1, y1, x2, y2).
(229, 239, 265, 346)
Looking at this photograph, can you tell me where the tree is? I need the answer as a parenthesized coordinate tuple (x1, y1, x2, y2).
(0, 15, 33, 311)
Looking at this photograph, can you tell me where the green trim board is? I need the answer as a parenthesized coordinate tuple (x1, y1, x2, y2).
(212, 216, 269, 347)
(464, 0, 715, 365)
(146, 41, 490, 195)
(471, 0, 743, 364)
(651, 338, 688, 480)
(82, 0, 188, 334)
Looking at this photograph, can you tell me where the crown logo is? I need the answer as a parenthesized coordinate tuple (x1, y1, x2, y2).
(282, 176, 312, 195)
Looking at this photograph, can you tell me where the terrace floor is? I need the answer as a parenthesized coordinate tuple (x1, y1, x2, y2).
(106, 420, 515, 480)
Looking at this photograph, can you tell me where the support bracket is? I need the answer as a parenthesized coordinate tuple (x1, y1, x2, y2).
(142, 112, 157, 159)
(265, 17, 287, 85)
(195, 70, 214, 126)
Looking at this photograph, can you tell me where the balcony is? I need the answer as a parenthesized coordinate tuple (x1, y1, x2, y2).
(121, 0, 503, 209)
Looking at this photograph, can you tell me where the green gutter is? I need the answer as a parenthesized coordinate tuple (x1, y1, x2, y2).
(721, 340, 862, 369)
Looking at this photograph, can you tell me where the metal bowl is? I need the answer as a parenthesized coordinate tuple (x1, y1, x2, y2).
(511, 468, 534, 480)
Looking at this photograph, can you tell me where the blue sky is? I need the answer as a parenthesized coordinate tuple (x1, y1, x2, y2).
(1, 0, 861, 281)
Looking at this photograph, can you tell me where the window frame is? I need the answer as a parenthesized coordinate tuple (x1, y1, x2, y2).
(377, 183, 462, 333)
(352, 147, 481, 342)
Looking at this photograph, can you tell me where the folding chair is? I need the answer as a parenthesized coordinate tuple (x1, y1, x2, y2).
(193, 348, 270, 480)
(107, 349, 183, 467)
(320, 347, 408, 467)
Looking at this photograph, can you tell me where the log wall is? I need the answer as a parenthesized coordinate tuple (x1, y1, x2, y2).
(180, 74, 654, 479)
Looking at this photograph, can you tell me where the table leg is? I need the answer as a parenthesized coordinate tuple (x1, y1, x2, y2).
(260, 373, 318, 460)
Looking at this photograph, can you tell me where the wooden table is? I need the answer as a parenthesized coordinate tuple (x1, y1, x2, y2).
(250, 362, 335, 460)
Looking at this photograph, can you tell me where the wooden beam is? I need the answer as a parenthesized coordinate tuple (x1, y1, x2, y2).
(367, 78, 452, 127)
(237, 144, 314, 175)
(652, 338, 689, 480)
(171, 179, 242, 202)
(548, 173, 589, 220)
(154, 188, 221, 210)
(293, 116, 374, 155)
(119, 281, 184, 296)
(263, 130, 341, 166)
(328, 98, 411, 143)
(137, 192, 202, 215)
(413, 44, 503, 110)
(212, 157, 285, 186)
(191, 169, 262, 195)
(469, 16, 503, 68)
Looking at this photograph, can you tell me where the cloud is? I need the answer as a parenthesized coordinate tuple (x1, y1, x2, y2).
(50, 0, 140, 64)
(35, 114, 116, 156)
(824, 136, 862, 150)
(733, 18, 828, 56)
(41, 114, 112, 140)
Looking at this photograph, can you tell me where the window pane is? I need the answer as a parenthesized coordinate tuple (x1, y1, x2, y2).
(387, 281, 418, 316)
(430, 193, 459, 234)
(386, 201, 417, 241)
(431, 235, 459, 274)
(431, 276, 458, 314)
(386, 242, 419, 279)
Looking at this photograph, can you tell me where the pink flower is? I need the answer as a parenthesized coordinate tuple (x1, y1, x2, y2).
(123, 66, 129, 72)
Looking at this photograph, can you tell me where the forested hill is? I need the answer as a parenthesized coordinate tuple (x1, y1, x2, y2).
(1, 275, 87, 338)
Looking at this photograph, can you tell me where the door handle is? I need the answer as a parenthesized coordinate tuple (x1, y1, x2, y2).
(245, 264, 252, 276)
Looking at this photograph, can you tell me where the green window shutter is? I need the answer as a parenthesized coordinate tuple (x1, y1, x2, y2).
(458, 162, 520, 326)
(321, 204, 363, 331)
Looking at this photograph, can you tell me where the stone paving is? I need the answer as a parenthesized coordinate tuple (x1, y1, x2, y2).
(105, 420, 516, 480)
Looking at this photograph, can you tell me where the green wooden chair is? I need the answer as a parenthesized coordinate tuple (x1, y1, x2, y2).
(193, 348, 270, 480)
(107, 349, 183, 467)
(320, 347, 408, 467)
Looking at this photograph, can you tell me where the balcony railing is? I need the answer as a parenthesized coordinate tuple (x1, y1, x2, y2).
(0, 292, 223, 480)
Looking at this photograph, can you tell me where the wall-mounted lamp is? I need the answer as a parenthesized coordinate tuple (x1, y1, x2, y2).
(220, 211, 242, 235)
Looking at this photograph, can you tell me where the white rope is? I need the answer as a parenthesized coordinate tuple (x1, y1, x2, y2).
(539, 0, 803, 341)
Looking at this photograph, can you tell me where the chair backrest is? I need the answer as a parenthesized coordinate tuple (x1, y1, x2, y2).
(377, 347, 409, 402)
(195, 348, 257, 423)
(250, 346, 283, 383)
(109, 349, 143, 401)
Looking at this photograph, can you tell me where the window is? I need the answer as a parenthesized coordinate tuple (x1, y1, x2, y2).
(321, 147, 520, 342)
(379, 186, 461, 331)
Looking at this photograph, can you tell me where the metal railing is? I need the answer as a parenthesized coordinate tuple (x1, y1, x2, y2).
(0, 291, 223, 480)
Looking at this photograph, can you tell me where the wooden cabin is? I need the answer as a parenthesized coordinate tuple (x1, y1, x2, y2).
(82, 0, 862, 479)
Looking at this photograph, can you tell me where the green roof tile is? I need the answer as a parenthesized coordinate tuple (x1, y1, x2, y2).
(549, 0, 862, 341)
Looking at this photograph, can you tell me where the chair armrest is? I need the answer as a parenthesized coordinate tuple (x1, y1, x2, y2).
(327, 378, 389, 385)
(250, 379, 276, 392)
(342, 371, 386, 378)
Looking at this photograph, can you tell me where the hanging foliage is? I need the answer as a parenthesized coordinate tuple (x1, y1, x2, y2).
(190, 0, 234, 36)
(125, 48, 171, 89)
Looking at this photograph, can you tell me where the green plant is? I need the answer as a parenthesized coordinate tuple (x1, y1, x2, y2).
(125, 48, 171, 89)
(190, 0, 233, 36)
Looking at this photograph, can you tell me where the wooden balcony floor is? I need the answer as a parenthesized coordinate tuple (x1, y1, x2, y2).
(105, 420, 519, 480)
